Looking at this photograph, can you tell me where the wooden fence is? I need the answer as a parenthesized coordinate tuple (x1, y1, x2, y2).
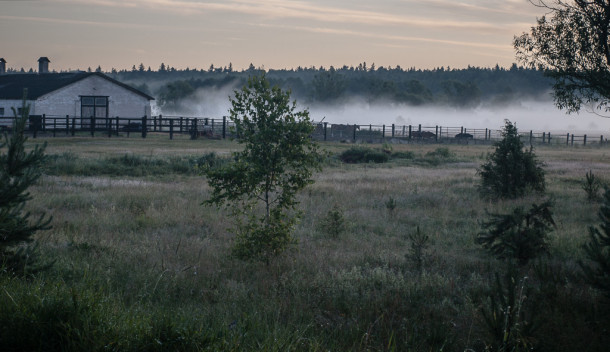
(0, 114, 607, 147)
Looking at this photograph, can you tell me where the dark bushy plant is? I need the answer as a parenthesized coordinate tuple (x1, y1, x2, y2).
(581, 188, 610, 300)
(477, 201, 555, 266)
(478, 120, 545, 199)
(339, 147, 389, 163)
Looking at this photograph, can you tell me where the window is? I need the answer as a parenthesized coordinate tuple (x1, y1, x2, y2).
(80, 96, 108, 118)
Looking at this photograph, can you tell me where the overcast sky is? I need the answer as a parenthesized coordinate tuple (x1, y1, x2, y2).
(1, 0, 545, 72)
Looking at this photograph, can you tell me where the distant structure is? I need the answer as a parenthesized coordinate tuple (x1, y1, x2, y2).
(0, 57, 154, 126)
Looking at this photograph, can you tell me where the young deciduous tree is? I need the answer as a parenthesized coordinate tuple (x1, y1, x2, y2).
(514, 0, 610, 114)
(478, 120, 545, 199)
(0, 90, 51, 270)
(204, 75, 324, 263)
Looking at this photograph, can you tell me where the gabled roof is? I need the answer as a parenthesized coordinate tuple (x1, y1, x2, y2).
(0, 71, 155, 100)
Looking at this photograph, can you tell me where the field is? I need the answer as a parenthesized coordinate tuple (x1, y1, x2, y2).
(2, 135, 610, 351)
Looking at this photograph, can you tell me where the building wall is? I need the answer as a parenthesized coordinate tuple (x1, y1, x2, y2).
(33, 75, 152, 118)
(0, 99, 34, 127)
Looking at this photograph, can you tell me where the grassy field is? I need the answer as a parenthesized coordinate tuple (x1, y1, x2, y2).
(2, 134, 609, 351)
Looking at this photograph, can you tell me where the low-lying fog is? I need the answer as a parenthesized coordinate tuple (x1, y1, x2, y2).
(157, 87, 610, 135)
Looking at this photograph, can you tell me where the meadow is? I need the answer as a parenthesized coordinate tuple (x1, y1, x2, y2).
(2, 134, 609, 351)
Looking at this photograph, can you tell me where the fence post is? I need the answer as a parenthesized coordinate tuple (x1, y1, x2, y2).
(571, 134, 574, 146)
(601, 135, 604, 145)
(382, 125, 386, 139)
(548, 132, 551, 144)
(65, 115, 69, 135)
(392, 124, 395, 138)
(408, 125, 412, 139)
(142, 115, 147, 138)
(91, 116, 95, 137)
(542, 132, 546, 144)
(169, 119, 174, 140)
(402, 125, 405, 137)
(353, 124, 357, 142)
(418, 124, 422, 133)
(529, 130, 533, 144)
(115, 116, 119, 135)
(153, 115, 157, 132)
(566, 133, 570, 146)
(71, 118, 76, 136)
(323, 122, 327, 141)
(108, 118, 112, 137)
(223, 116, 227, 139)
(584, 134, 587, 146)
(435, 126, 439, 142)
(191, 118, 198, 139)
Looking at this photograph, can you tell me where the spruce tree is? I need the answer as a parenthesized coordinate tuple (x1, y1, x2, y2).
(0, 90, 51, 269)
(581, 188, 610, 300)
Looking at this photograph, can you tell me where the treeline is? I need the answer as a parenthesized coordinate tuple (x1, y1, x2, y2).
(105, 63, 553, 111)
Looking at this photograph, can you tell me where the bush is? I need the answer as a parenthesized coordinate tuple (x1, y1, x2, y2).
(478, 120, 545, 199)
(319, 204, 347, 238)
(339, 147, 389, 163)
(580, 188, 610, 300)
(476, 201, 555, 266)
(583, 169, 603, 202)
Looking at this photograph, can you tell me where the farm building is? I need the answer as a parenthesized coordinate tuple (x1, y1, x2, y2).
(0, 57, 154, 127)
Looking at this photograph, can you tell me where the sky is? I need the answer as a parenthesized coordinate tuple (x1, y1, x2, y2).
(0, 0, 548, 72)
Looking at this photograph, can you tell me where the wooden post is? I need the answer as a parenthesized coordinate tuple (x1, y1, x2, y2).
(529, 130, 533, 144)
(223, 116, 227, 139)
(180, 117, 184, 133)
(323, 122, 327, 141)
(435, 125, 438, 142)
(382, 125, 386, 139)
(548, 132, 552, 144)
(91, 116, 95, 137)
(142, 115, 147, 138)
(71, 117, 76, 136)
(52, 116, 56, 137)
(158, 114, 163, 132)
(418, 124, 422, 133)
(571, 134, 574, 146)
(542, 132, 546, 144)
(115, 116, 119, 135)
(402, 125, 405, 137)
(408, 125, 412, 139)
(169, 119, 174, 140)
(392, 124, 395, 138)
(108, 118, 112, 137)
(601, 135, 604, 145)
(153, 115, 157, 132)
(566, 133, 570, 146)
(353, 124, 357, 142)
(66, 115, 70, 135)
(584, 134, 587, 146)
(485, 128, 488, 141)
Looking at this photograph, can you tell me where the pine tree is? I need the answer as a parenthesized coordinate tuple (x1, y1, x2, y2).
(581, 188, 610, 300)
(0, 90, 51, 270)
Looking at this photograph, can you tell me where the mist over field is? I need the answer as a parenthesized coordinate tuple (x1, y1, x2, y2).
(156, 87, 610, 135)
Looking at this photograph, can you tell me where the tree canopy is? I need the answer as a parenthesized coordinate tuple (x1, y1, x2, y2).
(514, 0, 610, 114)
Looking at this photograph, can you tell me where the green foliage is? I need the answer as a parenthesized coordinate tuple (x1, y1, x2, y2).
(478, 120, 545, 199)
(406, 226, 429, 275)
(312, 67, 346, 103)
(426, 147, 453, 158)
(583, 169, 603, 202)
(320, 204, 347, 238)
(580, 188, 610, 300)
(441, 80, 481, 108)
(385, 196, 397, 215)
(514, 1, 610, 113)
(481, 271, 539, 351)
(339, 147, 389, 163)
(477, 201, 555, 266)
(204, 74, 323, 263)
(0, 90, 51, 272)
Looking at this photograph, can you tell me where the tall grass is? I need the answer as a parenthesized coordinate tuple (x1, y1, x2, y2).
(2, 138, 609, 351)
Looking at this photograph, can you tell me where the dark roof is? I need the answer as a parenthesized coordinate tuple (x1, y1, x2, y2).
(0, 72, 154, 100)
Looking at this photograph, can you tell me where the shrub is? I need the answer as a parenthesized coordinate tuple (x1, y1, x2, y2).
(426, 147, 453, 158)
(476, 201, 555, 266)
(339, 147, 389, 163)
(580, 188, 610, 300)
(406, 226, 430, 275)
(583, 169, 602, 202)
(319, 204, 347, 238)
(478, 120, 545, 199)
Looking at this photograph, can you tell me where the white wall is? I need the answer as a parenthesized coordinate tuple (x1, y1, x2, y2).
(34, 75, 152, 118)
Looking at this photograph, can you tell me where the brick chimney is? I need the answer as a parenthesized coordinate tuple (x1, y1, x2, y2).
(0, 58, 5, 74)
(38, 57, 50, 74)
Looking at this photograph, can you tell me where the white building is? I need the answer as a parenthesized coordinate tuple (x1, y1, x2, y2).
(0, 57, 154, 126)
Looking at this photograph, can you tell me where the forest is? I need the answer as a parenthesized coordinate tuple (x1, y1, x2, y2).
(99, 63, 553, 113)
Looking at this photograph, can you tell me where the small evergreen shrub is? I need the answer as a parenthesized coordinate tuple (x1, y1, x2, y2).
(580, 188, 610, 300)
(406, 226, 430, 275)
(478, 120, 545, 199)
(582, 169, 602, 202)
(320, 204, 347, 238)
(477, 201, 555, 266)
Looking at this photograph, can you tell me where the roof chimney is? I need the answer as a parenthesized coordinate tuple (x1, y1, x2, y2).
(38, 57, 50, 74)
(0, 58, 5, 74)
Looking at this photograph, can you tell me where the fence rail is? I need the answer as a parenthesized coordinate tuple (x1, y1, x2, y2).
(0, 114, 607, 147)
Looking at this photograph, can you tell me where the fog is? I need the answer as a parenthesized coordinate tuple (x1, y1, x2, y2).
(158, 88, 610, 135)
